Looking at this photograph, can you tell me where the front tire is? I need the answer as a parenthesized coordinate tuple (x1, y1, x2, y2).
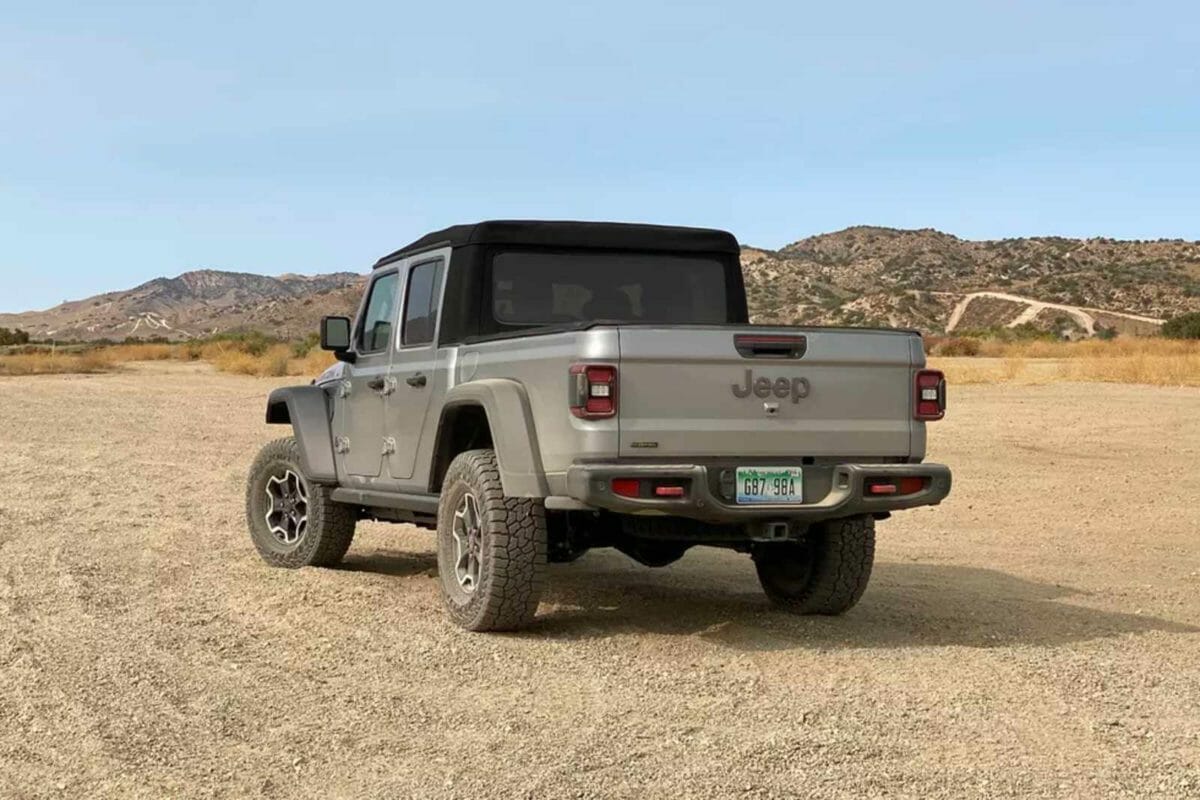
(245, 437, 356, 568)
(436, 449, 547, 631)
(753, 515, 875, 615)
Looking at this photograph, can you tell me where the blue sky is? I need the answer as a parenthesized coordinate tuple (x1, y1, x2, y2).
(2, 0, 1198, 312)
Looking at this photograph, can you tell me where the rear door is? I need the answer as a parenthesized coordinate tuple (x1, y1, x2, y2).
(616, 327, 916, 459)
(385, 254, 446, 482)
(341, 269, 400, 478)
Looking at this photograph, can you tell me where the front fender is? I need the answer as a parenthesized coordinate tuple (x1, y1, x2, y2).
(439, 379, 549, 497)
(265, 386, 338, 484)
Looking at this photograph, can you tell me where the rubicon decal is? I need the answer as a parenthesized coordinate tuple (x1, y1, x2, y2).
(731, 370, 811, 403)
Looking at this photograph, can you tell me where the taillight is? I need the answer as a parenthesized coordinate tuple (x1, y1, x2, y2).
(569, 364, 618, 419)
(914, 369, 946, 421)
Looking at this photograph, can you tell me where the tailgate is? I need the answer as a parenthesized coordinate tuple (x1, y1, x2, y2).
(616, 327, 917, 459)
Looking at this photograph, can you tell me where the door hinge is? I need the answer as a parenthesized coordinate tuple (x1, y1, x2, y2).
(337, 380, 352, 398)
(381, 437, 396, 456)
(382, 377, 398, 396)
(334, 436, 350, 454)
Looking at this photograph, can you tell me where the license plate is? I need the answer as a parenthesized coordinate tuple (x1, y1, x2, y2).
(735, 467, 804, 505)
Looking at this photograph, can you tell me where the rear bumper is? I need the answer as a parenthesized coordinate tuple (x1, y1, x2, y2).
(564, 462, 952, 524)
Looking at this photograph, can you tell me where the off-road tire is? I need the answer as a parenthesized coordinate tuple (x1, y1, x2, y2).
(753, 515, 875, 615)
(245, 437, 356, 568)
(436, 449, 547, 631)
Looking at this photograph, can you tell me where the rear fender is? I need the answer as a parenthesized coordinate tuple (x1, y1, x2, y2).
(436, 379, 549, 497)
(265, 386, 338, 483)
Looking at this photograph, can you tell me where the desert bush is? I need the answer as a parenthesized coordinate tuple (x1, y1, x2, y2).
(201, 343, 332, 378)
(0, 327, 31, 346)
(105, 343, 175, 361)
(1162, 312, 1200, 340)
(290, 349, 337, 377)
(209, 351, 261, 375)
(264, 345, 291, 377)
(203, 330, 281, 356)
(291, 332, 321, 358)
(931, 337, 981, 357)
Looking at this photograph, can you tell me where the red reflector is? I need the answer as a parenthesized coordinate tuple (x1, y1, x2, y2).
(611, 478, 641, 498)
(654, 485, 685, 497)
(866, 476, 929, 497)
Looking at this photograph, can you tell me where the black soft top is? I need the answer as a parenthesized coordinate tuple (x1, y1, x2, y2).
(373, 220, 739, 268)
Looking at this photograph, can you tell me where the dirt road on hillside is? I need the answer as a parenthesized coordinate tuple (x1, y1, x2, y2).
(1, 363, 1198, 798)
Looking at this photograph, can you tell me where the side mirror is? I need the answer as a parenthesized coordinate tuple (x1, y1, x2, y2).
(320, 316, 355, 362)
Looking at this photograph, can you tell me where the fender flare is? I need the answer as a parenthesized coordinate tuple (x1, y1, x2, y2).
(265, 386, 339, 484)
(436, 379, 549, 497)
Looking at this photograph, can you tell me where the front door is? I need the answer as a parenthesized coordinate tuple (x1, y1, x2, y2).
(343, 269, 399, 479)
(386, 255, 446, 482)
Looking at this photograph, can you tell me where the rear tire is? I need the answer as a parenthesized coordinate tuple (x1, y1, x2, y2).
(436, 449, 547, 631)
(753, 515, 875, 615)
(245, 437, 356, 568)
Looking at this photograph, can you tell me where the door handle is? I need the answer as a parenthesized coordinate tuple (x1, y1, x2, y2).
(406, 373, 427, 388)
(366, 377, 387, 392)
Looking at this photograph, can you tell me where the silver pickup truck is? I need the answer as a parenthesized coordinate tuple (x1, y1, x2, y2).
(246, 221, 951, 631)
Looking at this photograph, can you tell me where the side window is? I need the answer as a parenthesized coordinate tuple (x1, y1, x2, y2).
(358, 272, 399, 353)
(402, 260, 444, 347)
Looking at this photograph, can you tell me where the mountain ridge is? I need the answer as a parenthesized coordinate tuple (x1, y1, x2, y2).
(0, 269, 365, 341)
(3, 227, 1197, 341)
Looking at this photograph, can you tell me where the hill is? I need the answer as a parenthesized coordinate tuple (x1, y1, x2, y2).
(4, 227, 1198, 341)
(744, 227, 1200, 335)
(0, 270, 366, 342)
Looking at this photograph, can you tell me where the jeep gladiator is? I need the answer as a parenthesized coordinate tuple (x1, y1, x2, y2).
(246, 220, 951, 631)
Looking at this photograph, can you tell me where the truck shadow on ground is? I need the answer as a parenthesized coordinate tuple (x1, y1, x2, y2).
(337, 550, 437, 578)
(527, 554, 1199, 651)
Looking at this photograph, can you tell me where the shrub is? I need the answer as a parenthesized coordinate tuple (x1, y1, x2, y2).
(932, 337, 982, 357)
(0, 327, 31, 346)
(291, 332, 321, 358)
(1162, 312, 1200, 340)
(264, 346, 291, 377)
(204, 330, 281, 356)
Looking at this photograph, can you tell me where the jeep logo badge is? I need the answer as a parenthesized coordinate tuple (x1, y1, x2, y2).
(732, 369, 810, 403)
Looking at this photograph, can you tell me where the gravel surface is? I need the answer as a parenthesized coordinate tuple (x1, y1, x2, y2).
(1, 362, 1198, 799)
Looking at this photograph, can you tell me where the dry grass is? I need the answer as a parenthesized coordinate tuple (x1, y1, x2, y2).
(203, 344, 334, 377)
(932, 357, 1049, 385)
(102, 343, 176, 361)
(0, 340, 335, 379)
(928, 337, 1200, 387)
(1061, 352, 1200, 386)
(0, 350, 115, 376)
(971, 337, 1198, 359)
(932, 349, 1200, 388)
(5, 336, 1196, 387)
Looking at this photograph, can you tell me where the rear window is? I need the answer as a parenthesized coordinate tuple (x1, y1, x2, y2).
(491, 251, 729, 327)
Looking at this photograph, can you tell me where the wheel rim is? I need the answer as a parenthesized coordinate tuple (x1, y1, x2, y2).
(451, 492, 483, 593)
(265, 469, 309, 546)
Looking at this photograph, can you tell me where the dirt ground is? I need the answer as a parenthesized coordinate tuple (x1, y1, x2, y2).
(1, 362, 1197, 799)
